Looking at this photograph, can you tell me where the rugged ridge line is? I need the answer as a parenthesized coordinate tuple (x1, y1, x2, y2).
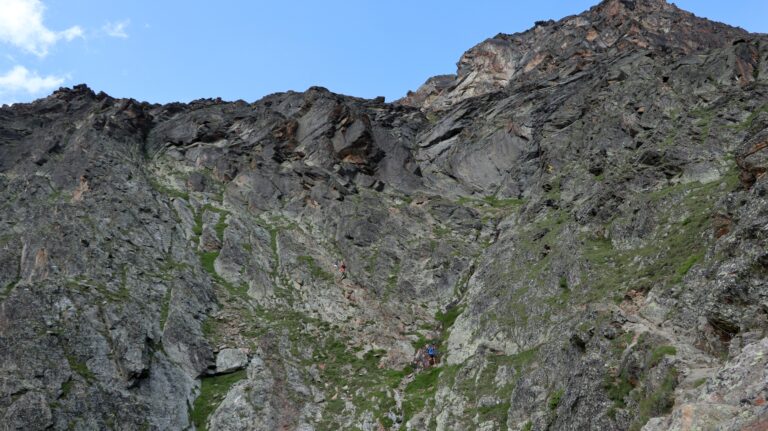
(400, 0, 750, 110)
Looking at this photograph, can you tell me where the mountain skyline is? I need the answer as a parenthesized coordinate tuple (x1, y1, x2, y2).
(0, 0, 767, 106)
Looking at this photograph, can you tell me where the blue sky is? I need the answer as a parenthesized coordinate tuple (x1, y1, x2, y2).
(0, 0, 766, 105)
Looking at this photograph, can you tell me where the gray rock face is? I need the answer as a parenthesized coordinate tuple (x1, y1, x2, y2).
(1, 1, 768, 430)
(214, 349, 249, 374)
(207, 356, 278, 431)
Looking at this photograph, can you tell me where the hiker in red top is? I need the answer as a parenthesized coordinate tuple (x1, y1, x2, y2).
(339, 261, 347, 280)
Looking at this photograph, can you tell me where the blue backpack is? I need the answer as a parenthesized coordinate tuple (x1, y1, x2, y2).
(427, 346, 436, 356)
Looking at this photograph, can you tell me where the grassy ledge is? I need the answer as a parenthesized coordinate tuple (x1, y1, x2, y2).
(190, 370, 247, 431)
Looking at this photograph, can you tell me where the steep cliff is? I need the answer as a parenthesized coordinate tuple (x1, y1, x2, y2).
(2, 0, 768, 430)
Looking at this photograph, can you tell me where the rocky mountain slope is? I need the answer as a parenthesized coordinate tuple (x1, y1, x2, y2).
(2, 0, 768, 429)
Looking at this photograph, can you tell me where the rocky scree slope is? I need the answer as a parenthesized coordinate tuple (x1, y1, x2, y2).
(2, 0, 768, 430)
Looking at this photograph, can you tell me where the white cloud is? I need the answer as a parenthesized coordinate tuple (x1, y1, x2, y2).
(60, 26, 84, 41)
(102, 19, 129, 39)
(0, 65, 65, 94)
(0, 0, 83, 57)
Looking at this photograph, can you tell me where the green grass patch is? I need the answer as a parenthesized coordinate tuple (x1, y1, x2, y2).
(379, 415, 394, 428)
(409, 332, 431, 351)
(193, 209, 203, 237)
(197, 250, 248, 303)
(154, 257, 190, 281)
(60, 378, 74, 398)
(548, 388, 564, 411)
(694, 110, 714, 142)
(544, 177, 562, 201)
(508, 347, 539, 374)
(204, 205, 230, 239)
(580, 169, 739, 304)
(159, 288, 172, 330)
(610, 331, 635, 357)
(194, 204, 230, 241)
(214, 215, 228, 241)
(662, 130, 678, 149)
(604, 371, 634, 409)
(605, 340, 679, 425)
(435, 305, 465, 342)
(66, 355, 95, 382)
(200, 251, 219, 275)
(364, 247, 380, 275)
(402, 366, 442, 420)
(629, 368, 678, 431)
(1, 277, 20, 298)
(385, 260, 401, 298)
(190, 370, 247, 431)
(648, 346, 677, 368)
(201, 317, 216, 338)
(482, 195, 525, 208)
(253, 219, 281, 277)
(435, 306, 463, 330)
(0, 233, 14, 246)
(730, 103, 768, 131)
(455, 195, 526, 220)
(64, 277, 130, 303)
(432, 225, 452, 238)
(296, 255, 334, 283)
(314, 336, 406, 430)
(148, 177, 189, 200)
(672, 253, 703, 284)
(47, 188, 64, 203)
(477, 401, 510, 426)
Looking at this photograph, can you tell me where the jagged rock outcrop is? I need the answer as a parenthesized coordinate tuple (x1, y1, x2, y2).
(1, 1, 768, 430)
(399, 0, 750, 111)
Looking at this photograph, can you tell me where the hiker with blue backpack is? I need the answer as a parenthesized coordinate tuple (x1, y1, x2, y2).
(427, 344, 437, 366)
(413, 344, 438, 370)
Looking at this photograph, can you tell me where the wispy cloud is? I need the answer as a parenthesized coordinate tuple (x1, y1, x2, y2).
(103, 19, 130, 39)
(0, 0, 83, 57)
(0, 65, 65, 95)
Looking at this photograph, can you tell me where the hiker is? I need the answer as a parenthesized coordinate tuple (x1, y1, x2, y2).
(427, 344, 437, 366)
(413, 345, 430, 370)
(339, 261, 347, 280)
